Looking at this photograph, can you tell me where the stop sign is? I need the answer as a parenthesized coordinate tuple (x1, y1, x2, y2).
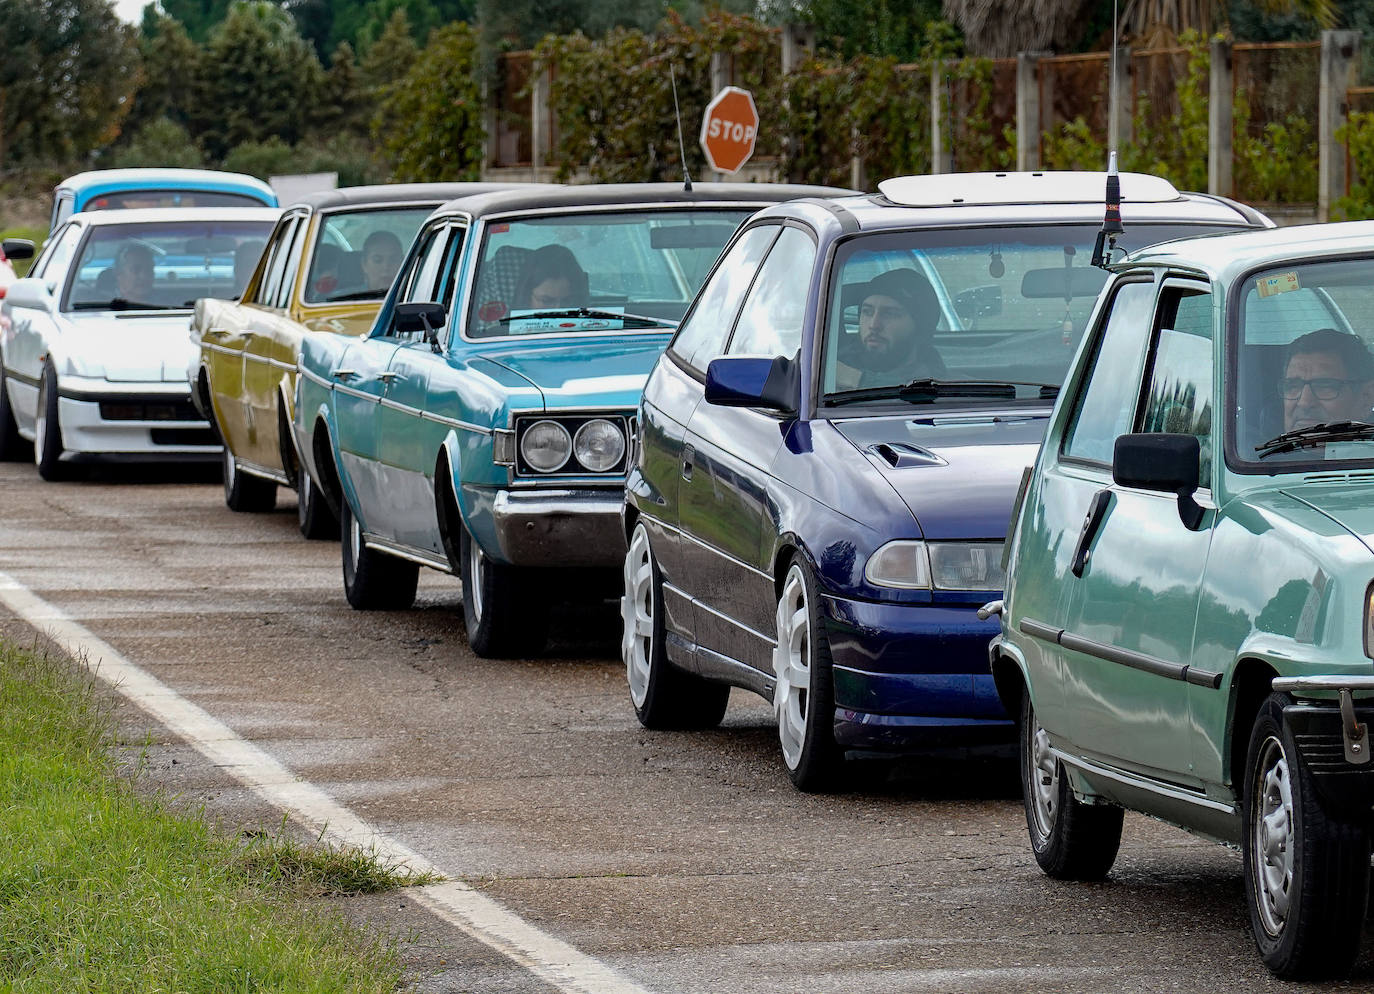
(700, 86, 759, 174)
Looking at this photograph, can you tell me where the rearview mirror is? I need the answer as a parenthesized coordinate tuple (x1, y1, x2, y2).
(704, 355, 798, 412)
(1021, 266, 1109, 300)
(2, 239, 35, 261)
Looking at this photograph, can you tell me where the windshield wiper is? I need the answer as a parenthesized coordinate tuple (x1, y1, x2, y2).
(70, 298, 166, 311)
(1255, 420, 1374, 457)
(497, 307, 670, 328)
(826, 378, 1058, 407)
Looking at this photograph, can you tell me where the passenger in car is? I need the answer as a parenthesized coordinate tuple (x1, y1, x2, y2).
(843, 268, 945, 388)
(1280, 327, 1374, 431)
(114, 243, 155, 301)
(360, 230, 405, 293)
(514, 244, 588, 311)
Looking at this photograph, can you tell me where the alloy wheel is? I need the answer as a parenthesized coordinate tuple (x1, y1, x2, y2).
(621, 525, 654, 708)
(773, 565, 811, 769)
(467, 534, 485, 622)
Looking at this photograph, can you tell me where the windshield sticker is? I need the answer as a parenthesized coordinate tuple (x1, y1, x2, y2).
(1257, 272, 1301, 298)
(1324, 441, 1374, 459)
(506, 307, 625, 334)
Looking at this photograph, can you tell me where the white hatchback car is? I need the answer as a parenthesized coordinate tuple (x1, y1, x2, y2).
(0, 207, 279, 478)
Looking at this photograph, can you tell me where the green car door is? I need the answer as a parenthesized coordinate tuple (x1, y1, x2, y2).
(1040, 278, 1218, 782)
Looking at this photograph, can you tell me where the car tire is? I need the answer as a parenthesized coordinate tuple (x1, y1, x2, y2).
(460, 522, 547, 658)
(0, 364, 32, 462)
(222, 446, 276, 512)
(297, 469, 339, 540)
(1021, 692, 1124, 879)
(621, 521, 729, 730)
(773, 557, 843, 791)
(1243, 692, 1370, 979)
(340, 501, 418, 610)
(34, 364, 67, 481)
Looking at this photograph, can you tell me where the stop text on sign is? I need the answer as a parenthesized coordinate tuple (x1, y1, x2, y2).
(699, 86, 759, 175)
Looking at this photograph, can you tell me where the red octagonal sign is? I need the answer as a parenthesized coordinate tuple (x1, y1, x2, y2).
(700, 86, 759, 174)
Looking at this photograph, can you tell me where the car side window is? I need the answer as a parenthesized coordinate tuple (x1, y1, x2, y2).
(726, 226, 815, 358)
(1138, 284, 1214, 481)
(669, 225, 779, 374)
(33, 223, 81, 281)
(272, 217, 309, 309)
(383, 223, 452, 343)
(1061, 280, 1155, 465)
(254, 216, 299, 306)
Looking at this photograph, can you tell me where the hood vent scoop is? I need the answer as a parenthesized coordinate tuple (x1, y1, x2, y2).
(868, 442, 946, 468)
(1304, 471, 1374, 485)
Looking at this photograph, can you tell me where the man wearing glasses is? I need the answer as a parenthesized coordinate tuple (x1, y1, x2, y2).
(1281, 327, 1374, 431)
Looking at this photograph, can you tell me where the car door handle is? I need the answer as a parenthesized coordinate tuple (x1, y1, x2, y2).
(330, 368, 358, 380)
(1070, 488, 1113, 578)
(682, 443, 694, 481)
(376, 371, 399, 383)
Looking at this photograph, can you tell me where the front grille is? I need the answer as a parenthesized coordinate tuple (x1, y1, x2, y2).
(150, 428, 217, 447)
(100, 400, 201, 422)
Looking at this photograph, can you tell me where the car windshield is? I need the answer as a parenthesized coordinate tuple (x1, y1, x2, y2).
(63, 219, 276, 311)
(302, 207, 435, 304)
(81, 190, 267, 210)
(1231, 257, 1374, 470)
(821, 223, 1241, 405)
(465, 208, 754, 338)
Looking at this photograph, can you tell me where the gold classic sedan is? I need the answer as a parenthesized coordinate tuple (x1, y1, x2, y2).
(189, 183, 525, 537)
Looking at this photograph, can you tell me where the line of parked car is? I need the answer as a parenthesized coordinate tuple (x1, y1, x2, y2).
(4, 164, 1374, 979)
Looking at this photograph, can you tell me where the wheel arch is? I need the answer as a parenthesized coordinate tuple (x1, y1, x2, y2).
(1227, 656, 1280, 790)
(433, 433, 466, 574)
(990, 637, 1031, 720)
(309, 412, 344, 519)
(275, 383, 299, 487)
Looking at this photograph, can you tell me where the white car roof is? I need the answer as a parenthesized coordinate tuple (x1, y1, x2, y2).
(64, 207, 283, 226)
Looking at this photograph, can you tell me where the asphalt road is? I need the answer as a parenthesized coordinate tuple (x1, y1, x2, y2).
(1, 460, 1371, 993)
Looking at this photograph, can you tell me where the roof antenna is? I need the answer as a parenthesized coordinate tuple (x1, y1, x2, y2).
(1091, 0, 1124, 270)
(670, 65, 693, 192)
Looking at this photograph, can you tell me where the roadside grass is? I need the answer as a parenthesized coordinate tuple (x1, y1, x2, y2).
(0, 640, 438, 992)
(0, 225, 47, 277)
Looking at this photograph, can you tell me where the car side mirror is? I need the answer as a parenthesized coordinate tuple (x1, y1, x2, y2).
(3, 278, 52, 311)
(1112, 432, 1205, 529)
(395, 301, 447, 353)
(704, 355, 798, 413)
(2, 239, 35, 261)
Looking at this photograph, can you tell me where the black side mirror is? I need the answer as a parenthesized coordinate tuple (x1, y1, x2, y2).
(704, 355, 798, 412)
(1113, 432, 1205, 529)
(395, 301, 447, 352)
(2, 238, 35, 261)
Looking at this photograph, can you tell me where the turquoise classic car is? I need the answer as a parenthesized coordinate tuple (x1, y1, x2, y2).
(51, 168, 278, 229)
(992, 221, 1374, 978)
(293, 183, 848, 657)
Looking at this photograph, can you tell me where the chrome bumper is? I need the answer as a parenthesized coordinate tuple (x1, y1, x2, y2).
(490, 489, 625, 568)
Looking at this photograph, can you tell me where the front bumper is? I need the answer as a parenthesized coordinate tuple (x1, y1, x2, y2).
(1275, 674, 1374, 815)
(57, 387, 219, 460)
(488, 488, 626, 568)
(823, 593, 1012, 752)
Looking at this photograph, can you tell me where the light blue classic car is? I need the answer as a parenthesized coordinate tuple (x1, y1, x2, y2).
(293, 183, 849, 657)
(50, 168, 278, 229)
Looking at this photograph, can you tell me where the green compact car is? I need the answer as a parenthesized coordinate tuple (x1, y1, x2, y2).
(991, 221, 1374, 979)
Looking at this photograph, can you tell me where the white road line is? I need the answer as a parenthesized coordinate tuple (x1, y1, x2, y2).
(0, 571, 652, 994)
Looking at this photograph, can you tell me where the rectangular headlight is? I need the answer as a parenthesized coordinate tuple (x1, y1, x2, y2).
(927, 542, 1005, 591)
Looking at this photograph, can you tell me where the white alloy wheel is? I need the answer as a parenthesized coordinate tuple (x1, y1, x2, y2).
(1253, 734, 1295, 938)
(773, 564, 812, 770)
(33, 406, 47, 464)
(467, 533, 485, 623)
(349, 507, 363, 566)
(621, 525, 655, 708)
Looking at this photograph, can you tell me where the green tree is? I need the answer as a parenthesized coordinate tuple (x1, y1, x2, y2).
(776, 0, 945, 60)
(112, 117, 206, 168)
(189, 0, 325, 161)
(160, 0, 235, 41)
(125, 13, 203, 136)
(360, 8, 418, 94)
(0, 0, 140, 167)
(376, 21, 485, 180)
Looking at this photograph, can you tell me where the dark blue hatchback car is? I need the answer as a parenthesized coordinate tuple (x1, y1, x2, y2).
(621, 172, 1271, 789)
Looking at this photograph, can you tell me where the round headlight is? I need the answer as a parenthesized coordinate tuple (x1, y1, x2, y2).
(573, 418, 626, 472)
(520, 420, 572, 472)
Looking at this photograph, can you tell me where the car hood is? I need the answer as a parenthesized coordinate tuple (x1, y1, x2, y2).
(60, 312, 194, 382)
(478, 335, 671, 409)
(831, 411, 1048, 539)
(1272, 484, 1374, 554)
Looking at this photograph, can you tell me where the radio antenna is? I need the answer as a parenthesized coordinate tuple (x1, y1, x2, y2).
(670, 65, 693, 192)
(1092, 0, 1124, 270)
